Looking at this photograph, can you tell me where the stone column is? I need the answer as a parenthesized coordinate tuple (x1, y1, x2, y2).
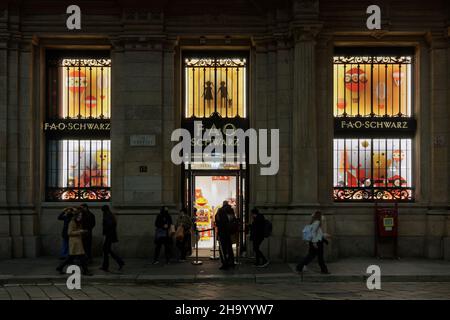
(274, 37, 292, 205)
(291, 25, 321, 205)
(251, 39, 269, 205)
(429, 35, 448, 206)
(0, 10, 11, 257)
(427, 34, 448, 258)
(161, 39, 177, 206)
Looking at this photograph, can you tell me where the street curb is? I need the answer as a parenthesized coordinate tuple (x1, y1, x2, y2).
(2, 273, 450, 285)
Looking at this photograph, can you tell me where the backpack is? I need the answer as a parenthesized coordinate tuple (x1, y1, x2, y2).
(263, 219, 272, 238)
(302, 224, 314, 241)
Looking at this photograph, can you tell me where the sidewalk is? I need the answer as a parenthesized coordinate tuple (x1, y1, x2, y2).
(1, 257, 450, 285)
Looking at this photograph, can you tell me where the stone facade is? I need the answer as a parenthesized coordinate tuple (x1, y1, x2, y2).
(0, 0, 449, 261)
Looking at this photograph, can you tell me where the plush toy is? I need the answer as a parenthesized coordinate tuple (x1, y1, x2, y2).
(372, 152, 392, 186)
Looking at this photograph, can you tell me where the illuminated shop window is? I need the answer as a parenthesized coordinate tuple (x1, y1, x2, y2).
(333, 139, 412, 201)
(333, 55, 412, 117)
(45, 53, 111, 201)
(184, 56, 246, 118)
(333, 49, 415, 201)
(47, 140, 111, 201)
(47, 58, 111, 119)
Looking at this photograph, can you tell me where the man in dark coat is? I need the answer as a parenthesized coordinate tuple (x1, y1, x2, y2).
(153, 206, 173, 264)
(250, 208, 269, 267)
(80, 203, 96, 262)
(100, 205, 124, 272)
(215, 201, 235, 270)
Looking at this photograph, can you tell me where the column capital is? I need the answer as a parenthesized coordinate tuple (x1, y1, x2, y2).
(290, 23, 322, 43)
(425, 31, 448, 50)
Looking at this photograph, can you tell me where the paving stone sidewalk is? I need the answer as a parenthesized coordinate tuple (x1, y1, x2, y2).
(1, 282, 450, 300)
(1, 257, 450, 285)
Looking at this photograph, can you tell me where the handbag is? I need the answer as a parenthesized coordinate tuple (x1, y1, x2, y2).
(175, 225, 184, 241)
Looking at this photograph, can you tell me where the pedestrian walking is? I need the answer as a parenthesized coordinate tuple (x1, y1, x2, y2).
(296, 211, 330, 274)
(175, 208, 193, 262)
(99, 205, 125, 272)
(152, 206, 173, 264)
(250, 208, 269, 268)
(80, 203, 96, 262)
(56, 208, 92, 276)
(57, 207, 74, 259)
(215, 200, 235, 270)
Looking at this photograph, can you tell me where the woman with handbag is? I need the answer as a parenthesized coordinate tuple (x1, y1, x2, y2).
(56, 208, 92, 276)
(175, 208, 193, 262)
(152, 206, 173, 265)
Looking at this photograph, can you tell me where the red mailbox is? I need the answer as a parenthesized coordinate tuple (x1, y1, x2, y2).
(374, 203, 399, 258)
(376, 207, 398, 237)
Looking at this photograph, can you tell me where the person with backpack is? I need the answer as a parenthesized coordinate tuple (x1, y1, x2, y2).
(296, 211, 330, 274)
(215, 201, 235, 270)
(250, 208, 269, 268)
(152, 206, 173, 265)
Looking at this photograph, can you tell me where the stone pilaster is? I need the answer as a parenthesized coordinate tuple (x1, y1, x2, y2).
(162, 38, 177, 206)
(291, 25, 321, 205)
(251, 39, 270, 205)
(111, 36, 164, 207)
(429, 35, 448, 206)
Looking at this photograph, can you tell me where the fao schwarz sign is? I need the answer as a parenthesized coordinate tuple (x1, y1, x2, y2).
(334, 117, 416, 137)
(43, 120, 110, 138)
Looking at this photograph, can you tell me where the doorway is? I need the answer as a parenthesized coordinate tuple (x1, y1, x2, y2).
(184, 168, 247, 258)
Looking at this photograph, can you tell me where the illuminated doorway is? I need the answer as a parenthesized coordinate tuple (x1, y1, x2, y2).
(184, 166, 247, 258)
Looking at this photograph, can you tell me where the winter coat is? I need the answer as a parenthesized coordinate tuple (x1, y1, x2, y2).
(103, 215, 118, 243)
(81, 209, 96, 231)
(68, 220, 85, 256)
(58, 211, 72, 240)
(250, 213, 265, 243)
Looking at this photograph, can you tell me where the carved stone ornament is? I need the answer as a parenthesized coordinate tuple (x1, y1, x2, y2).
(291, 24, 322, 42)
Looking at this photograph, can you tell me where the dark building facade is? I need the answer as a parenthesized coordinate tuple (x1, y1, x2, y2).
(0, 0, 449, 261)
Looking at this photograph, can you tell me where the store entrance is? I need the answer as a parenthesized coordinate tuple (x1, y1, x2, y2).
(184, 168, 247, 258)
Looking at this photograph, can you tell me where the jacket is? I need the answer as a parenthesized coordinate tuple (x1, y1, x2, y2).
(58, 211, 72, 240)
(250, 213, 265, 242)
(155, 212, 173, 230)
(68, 220, 85, 256)
(310, 220, 324, 243)
(81, 209, 96, 231)
(103, 215, 118, 243)
(215, 205, 232, 237)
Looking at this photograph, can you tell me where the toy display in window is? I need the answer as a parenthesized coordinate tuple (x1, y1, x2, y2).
(336, 140, 409, 194)
(344, 68, 368, 103)
(63, 63, 110, 118)
(194, 189, 213, 242)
